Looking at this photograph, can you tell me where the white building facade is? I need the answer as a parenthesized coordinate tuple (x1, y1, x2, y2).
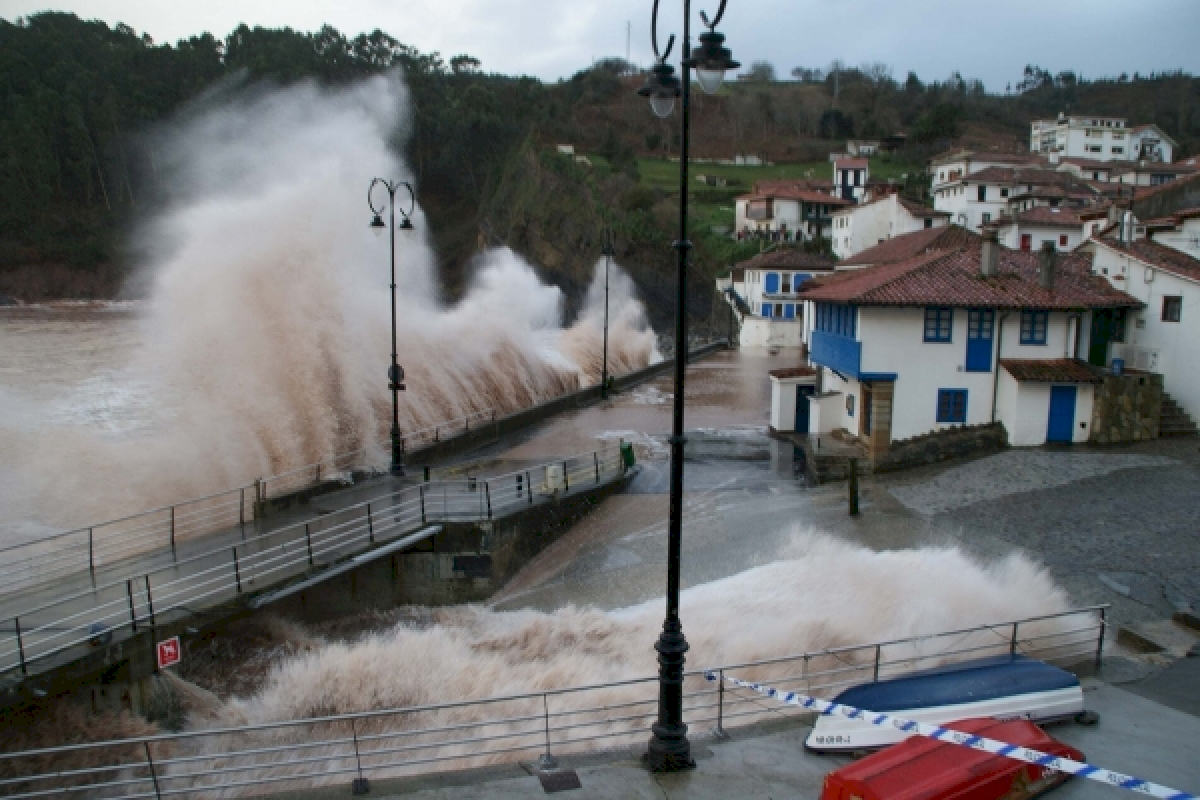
(831, 193, 950, 260)
(798, 238, 1140, 455)
(1082, 233, 1200, 423)
(717, 250, 837, 348)
(1031, 114, 1132, 161)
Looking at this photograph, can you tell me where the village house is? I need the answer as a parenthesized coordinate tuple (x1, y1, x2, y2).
(830, 193, 950, 260)
(832, 157, 870, 203)
(986, 206, 1090, 253)
(716, 249, 836, 347)
(795, 231, 1142, 457)
(930, 150, 1046, 193)
(1079, 213, 1200, 431)
(1110, 161, 1199, 187)
(835, 224, 979, 270)
(734, 182, 850, 241)
(933, 166, 1071, 231)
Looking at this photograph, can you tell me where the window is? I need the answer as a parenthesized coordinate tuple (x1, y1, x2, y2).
(1087, 145, 1102, 153)
(781, 275, 791, 293)
(774, 303, 783, 318)
(924, 307, 953, 342)
(1162, 296, 1182, 322)
(982, 212, 991, 224)
(846, 394, 856, 417)
(978, 185, 987, 202)
(784, 303, 796, 319)
(1020, 310, 1049, 345)
(764, 272, 780, 293)
(1113, 132, 1125, 140)
(761, 303, 772, 317)
(1000, 188, 1009, 198)
(1111, 146, 1124, 154)
(924, 218, 934, 229)
(936, 389, 968, 424)
(1020, 234, 1032, 251)
(1042, 240, 1055, 251)
(1059, 234, 1068, 247)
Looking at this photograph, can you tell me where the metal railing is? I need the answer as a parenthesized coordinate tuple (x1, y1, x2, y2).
(0, 606, 1105, 799)
(0, 409, 496, 597)
(0, 444, 626, 682)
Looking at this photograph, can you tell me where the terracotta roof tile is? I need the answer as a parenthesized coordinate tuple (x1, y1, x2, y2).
(962, 167, 1069, 186)
(733, 249, 836, 272)
(839, 225, 979, 267)
(802, 244, 1140, 310)
(1001, 207, 1087, 228)
(1000, 359, 1102, 383)
(1094, 237, 1200, 284)
(835, 158, 870, 169)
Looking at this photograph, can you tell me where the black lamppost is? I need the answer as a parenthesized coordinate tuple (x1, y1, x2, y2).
(638, 0, 739, 773)
(368, 178, 415, 476)
(601, 229, 615, 398)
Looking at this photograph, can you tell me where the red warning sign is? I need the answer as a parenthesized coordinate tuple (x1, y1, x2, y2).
(156, 636, 181, 670)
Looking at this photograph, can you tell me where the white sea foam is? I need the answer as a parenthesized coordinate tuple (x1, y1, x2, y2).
(0, 72, 658, 542)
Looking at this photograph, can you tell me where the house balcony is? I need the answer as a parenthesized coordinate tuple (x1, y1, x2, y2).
(810, 330, 861, 378)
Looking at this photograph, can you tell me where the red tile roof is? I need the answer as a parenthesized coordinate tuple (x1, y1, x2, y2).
(999, 206, 1087, 228)
(733, 248, 836, 272)
(752, 178, 833, 194)
(930, 149, 1045, 167)
(1000, 359, 1102, 383)
(802, 244, 1140, 310)
(961, 167, 1068, 187)
(835, 158, 870, 169)
(839, 225, 979, 267)
(1093, 237, 1200, 284)
(768, 366, 817, 380)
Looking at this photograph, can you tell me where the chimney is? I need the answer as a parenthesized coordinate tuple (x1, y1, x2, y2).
(981, 229, 1000, 277)
(1039, 241, 1057, 290)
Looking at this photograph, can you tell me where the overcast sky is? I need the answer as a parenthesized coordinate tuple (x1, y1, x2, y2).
(4, 0, 1199, 89)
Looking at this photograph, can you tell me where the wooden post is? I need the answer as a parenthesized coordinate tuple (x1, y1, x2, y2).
(848, 458, 860, 516)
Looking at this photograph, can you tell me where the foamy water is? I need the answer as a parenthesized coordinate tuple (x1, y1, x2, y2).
(0, 73, 658, 543)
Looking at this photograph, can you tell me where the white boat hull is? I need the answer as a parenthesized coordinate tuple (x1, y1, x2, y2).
(804, 686, 1084, 752)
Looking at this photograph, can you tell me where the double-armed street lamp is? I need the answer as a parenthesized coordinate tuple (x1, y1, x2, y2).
(368, 178, 416, 476)
(637, 0, 739, 773)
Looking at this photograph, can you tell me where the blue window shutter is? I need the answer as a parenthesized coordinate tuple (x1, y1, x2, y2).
(765, 273, 780, 293)
(762, 303, 772, 317)
(936, 389, 968, 423)
(784, 304, 795, 319)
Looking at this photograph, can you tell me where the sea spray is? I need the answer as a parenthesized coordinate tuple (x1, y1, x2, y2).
(0, 72, 658, 542)
(223, 533, 1070, 724)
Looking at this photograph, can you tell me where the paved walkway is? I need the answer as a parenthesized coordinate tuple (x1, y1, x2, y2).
(283, 678, 1200, 799)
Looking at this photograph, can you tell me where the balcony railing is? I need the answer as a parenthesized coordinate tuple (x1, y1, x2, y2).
(810, 330, 862, 377)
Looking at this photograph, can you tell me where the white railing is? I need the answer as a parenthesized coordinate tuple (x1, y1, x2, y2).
(0, 409, 497, 597)
(0, 606, 1106, 799)
(0, 445, 627, 681)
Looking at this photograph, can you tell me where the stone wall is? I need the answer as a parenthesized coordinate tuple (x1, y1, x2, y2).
(1090, 371, 1162, 444)
(873, 423, 1008, 473)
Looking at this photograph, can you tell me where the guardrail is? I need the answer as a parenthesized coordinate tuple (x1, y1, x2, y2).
(0, 409, 496, 598)
(0, 606, 1105, 799)
(0, 444, 627, 682)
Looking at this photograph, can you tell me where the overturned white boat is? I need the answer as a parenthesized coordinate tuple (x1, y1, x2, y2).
(805, 654, 1085, 753)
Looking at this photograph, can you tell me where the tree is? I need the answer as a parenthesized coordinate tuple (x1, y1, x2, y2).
(817, 109, 853, 139)
(912, 103, 960, 143)
(905, 72, 924, 94)
(743, 61, 776, 83)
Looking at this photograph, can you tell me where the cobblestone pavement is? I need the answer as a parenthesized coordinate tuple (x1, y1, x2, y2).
(878, 438, 1200, 628)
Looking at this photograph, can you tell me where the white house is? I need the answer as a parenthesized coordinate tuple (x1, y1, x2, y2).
(830, 193, 950, 260)
(1081, 224, 1200, 424)
(1110, 162, 1199, 188)
(1129, 124, 1177, 164)
(797, 233, 1141, 456)
(930, 150, 1046, 193)
(1031, 114, 1134, 162)
(717, 249, 837, 347)
(836, 225, 979, 270)
(768, 366, 818, 433)
(1143, 207, 1200, 260)
(832, 157, 870, 203)
(987, 206, 1089, 253)
(734, 185, 851, 242)
(846, 140, 881, 157)
(933, 166, 1078, 232)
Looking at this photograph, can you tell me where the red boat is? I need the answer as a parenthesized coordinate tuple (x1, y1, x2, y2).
(819, 717, 1084, 800)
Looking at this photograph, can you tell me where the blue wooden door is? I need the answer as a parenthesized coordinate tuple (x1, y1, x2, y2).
(1047, 386, 1077, 443)
(966, 309, 994, 372)
(795, 386, 815, 433)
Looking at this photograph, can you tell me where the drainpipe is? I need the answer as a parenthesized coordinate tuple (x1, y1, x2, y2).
(991, 312, 1011, 423)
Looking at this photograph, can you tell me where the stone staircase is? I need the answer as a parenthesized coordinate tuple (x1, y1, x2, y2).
(1160, 393, 1198, 437)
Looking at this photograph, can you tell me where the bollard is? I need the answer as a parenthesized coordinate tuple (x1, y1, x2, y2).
(848, 458, 860, 516)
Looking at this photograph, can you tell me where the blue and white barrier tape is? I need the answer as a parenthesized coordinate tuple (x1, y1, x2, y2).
(703, 671, 1196, 800)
